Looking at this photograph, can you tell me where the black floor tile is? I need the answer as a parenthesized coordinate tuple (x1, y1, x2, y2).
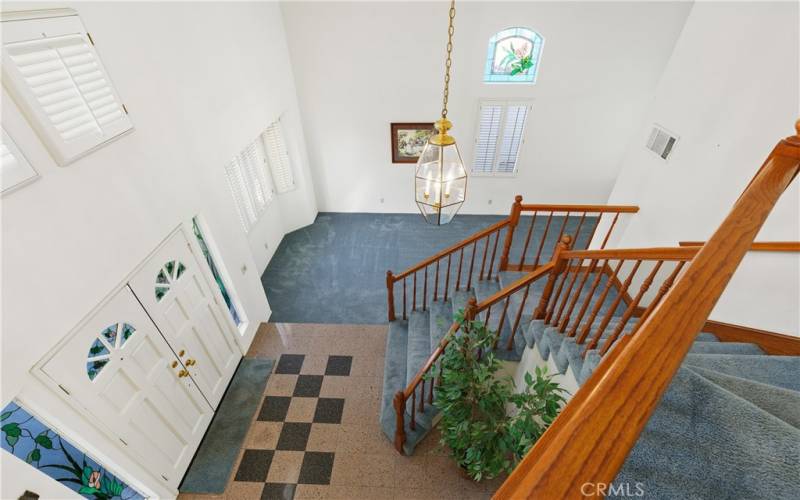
(234, 449, 274, 482)
(258, 396, 292, 422)
(325, 356, 352, 376)
(293, 375, 323, 397)
(261, 483, 296, 500)
(276, 422, 312, 451)
(298, 452, 335, 485)
(275, 354, 305, 375)
(313, 398, 345, 424)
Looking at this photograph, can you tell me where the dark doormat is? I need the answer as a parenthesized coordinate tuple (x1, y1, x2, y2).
(179, 357, 274, 494)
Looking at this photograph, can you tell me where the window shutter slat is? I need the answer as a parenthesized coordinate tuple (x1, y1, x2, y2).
(472, 104, 502, 174)
(496, 105, 529, 173)
(2, 15, 132, 166)
(263, 121, 295, 194)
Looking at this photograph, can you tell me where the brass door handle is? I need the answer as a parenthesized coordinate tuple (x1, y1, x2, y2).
(178, 369, 189, 378)
(186, 359, 196, 366)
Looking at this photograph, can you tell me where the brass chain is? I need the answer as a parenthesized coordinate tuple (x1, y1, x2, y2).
(441, 0, 456, 119)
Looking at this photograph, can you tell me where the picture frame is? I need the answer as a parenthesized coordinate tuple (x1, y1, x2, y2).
(390, 122, 435, 163)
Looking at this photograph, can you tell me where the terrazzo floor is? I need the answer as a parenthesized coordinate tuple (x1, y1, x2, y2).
(177, 323, 503, 500)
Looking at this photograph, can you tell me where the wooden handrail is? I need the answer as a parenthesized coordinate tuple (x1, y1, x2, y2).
(392, 218, 511, 281)
(494, 121, 800, 499)
(561, 246, 699, 261)
(520, 204, 639, 213)
(679, 241, 800, 252)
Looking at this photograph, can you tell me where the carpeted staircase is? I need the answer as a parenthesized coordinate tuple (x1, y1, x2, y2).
(380, 270, 800, 498)
(379, 269, 621, 454)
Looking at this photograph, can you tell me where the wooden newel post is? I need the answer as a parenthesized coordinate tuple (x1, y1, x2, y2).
(533, 235, 572, 319)
(499, 195, 523, 272)
(386, 270, 396, 322)
(392, 391, 406, 454)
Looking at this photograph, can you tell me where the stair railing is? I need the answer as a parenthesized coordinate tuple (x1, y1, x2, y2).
(392, 261, 557, 453)
(510, 204, 640, 272)
(534, 246, 700, 357)
(385, 198, 639, 322)
(494, 122, 800, 499)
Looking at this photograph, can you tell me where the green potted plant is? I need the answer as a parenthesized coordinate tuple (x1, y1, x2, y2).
(429, 309, 566, 481)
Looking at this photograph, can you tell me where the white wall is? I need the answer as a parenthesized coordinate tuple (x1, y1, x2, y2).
(605, 1, 800, 335)
(1, 2, 316, 496)
(281, 1, 692, 214)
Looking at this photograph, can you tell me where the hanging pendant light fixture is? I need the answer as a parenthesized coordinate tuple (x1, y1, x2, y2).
(415, 0, 467, 225)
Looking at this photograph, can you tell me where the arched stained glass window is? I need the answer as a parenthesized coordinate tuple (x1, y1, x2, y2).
(484, 27, 544, 84)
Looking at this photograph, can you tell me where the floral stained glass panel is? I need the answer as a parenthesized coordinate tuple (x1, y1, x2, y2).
(192, 218, 242, 326)
(484, 27, 544, 83)
(1, 401, 146, 499)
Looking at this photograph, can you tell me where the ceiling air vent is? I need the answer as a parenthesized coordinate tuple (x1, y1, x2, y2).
(646, 125, 678, 160)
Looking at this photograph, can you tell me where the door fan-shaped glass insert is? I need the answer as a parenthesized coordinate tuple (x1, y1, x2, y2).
(86, 322, 136, 380)
(154, 260, 187, 301)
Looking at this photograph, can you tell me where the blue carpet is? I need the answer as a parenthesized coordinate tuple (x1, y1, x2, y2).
(179, 358, 274, 494)
(261, 212, 593, 324)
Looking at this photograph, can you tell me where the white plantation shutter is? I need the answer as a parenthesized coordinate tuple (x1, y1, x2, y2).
(472, 104, 502, 174)
(262, 121, 295, 193)
(1, 128, 39, 193)
(496, 105, 529, 173)
(225, 136, 276, 233)
(471, 100, 531, 175)
(2, 12, 132, 166)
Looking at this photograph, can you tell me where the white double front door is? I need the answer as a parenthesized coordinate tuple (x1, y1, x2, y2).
(40, 228, 242, 487)
(128, 230, 240, 409)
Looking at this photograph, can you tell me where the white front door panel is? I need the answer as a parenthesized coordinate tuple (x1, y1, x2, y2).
(41, 287, 213, 487)
(128, 229, 241, 409)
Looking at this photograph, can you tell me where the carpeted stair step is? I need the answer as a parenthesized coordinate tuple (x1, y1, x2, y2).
(683, 354, 800, 392)
(380, 320, 409, 443)
(611, 366, 800, 499)
(405, 310, 431, 389)
(428, 299, 454, 351)
(685, 365, 800, 429)
(576, 333, 723, 385)
(687, 341, 763, 355)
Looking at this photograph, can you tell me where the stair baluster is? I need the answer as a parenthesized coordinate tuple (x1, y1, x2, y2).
(467, 240, 477, 290)
(600, 212, 620, 249)
(518, 211, 538, 270)
(577, 259, 625, 346)
(559, 259, 598, 332)
(553, 258, 583, 327)
(568, 259, 609, 337)
(422, 267, 428, 311)
(493, 296, 512, 349)
(433, 259, 440, 302)
(479, 234, 491, 281)
(444, 254, 451, 302)
(532, 212, 554, 269)
(585, 259, 642, 353)
(508, 282, 532, 350)
(455, 248, 464, 291)
(600, 260, 663, 355)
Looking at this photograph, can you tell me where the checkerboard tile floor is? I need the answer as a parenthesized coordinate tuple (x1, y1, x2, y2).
(235, 354, 350, 498)
(178, 323, 500, 500)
